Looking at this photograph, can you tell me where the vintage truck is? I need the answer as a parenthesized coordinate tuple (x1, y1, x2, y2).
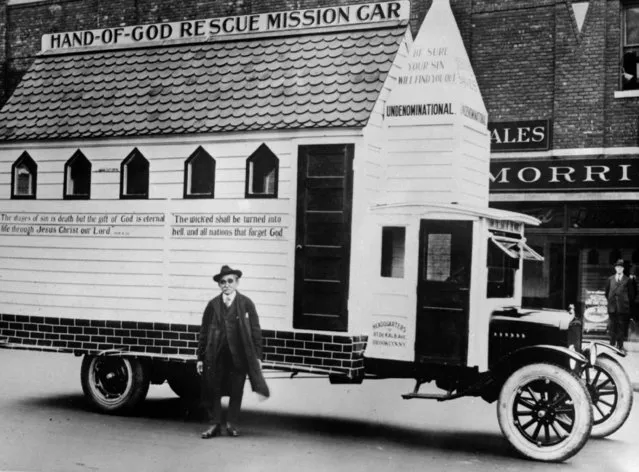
(0, 0, 632, 463)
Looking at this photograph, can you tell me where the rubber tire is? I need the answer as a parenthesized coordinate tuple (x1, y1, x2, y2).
(81, 356, 150, 414)
(585, 355, 634, 438)
(497, 363, 593, 462)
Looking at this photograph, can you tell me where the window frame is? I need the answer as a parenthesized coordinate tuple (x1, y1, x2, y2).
(120, 148, 149, 200)
(380, 226, 406, 278)
(63, 149, 92, 200)
(183, 146, 216, 199)
(11, 151, 37, 200)
(245, 143, 279, 199)
(621, 2, 639, 91)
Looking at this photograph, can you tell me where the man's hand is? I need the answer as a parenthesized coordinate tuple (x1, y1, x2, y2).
(196, 360, 203, 375)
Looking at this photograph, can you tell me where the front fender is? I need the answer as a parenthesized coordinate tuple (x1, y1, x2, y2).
(581, 341, 626, 366)
(478, 345, 587, 404)
(491, 344, 587, 377)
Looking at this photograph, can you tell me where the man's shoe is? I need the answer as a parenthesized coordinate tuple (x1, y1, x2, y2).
(201, 425, 221, 439)
(226, 424, 240, 437)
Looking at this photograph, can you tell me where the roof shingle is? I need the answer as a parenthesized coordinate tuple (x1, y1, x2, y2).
(0, 25, 406, 141)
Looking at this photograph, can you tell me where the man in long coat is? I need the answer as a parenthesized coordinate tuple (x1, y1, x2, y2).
(196, 265, 269, 438)
(604, 259, 636, 353)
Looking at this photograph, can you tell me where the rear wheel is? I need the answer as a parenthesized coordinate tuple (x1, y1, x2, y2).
(81, 356, 150, 414)
(583, 355, 633, 438)
(497, 363, 593, 462)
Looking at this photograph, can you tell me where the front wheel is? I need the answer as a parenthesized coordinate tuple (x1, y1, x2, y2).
(497, 363, 593, 462)
(583, 355, 633, 438)
(81, 356, 150, 414)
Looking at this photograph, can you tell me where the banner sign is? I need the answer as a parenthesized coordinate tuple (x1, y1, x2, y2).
(490, 158, 639, 192)
(488, 120, 551, 152)
(41, 1, 409, 53)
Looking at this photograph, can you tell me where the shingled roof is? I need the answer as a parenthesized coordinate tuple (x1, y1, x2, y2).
(0, 25, 407, 141)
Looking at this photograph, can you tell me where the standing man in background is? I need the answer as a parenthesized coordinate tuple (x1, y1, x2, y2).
(604, 259, 636, 354)
(196, 265, 269, 438)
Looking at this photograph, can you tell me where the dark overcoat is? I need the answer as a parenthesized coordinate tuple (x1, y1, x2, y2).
(605, 274, 635, 314)
(196, 291, 269, 398)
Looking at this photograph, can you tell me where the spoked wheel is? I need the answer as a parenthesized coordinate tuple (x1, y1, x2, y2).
(582, 355, 633, 438)
(498, 363, 592, 462)
(81, 356, 150, 414)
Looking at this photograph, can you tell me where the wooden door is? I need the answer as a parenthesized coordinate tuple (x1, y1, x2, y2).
(293, 144, 353, 332)
(416, 219, 473, 365)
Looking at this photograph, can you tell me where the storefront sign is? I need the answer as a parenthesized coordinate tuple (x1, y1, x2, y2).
(490, 158, 639, 192)
(488, 120, 551, 152)
(41, 1, 409, 53)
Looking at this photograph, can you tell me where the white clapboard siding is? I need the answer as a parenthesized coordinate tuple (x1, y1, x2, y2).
(0, 267, 163, 286)
(0, 246, 164, 263)
(0, 291, 162, 311)
(169, 249, 287, 266)
(0, 279, 164, 300)
(0, 257, 162, 276)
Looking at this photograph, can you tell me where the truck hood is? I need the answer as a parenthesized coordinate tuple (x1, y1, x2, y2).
(491, 307, 574, 330)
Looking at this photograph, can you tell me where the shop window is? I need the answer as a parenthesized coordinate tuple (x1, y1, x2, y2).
(587, 248, 599, 265)
(245, 143, 278, 198)
(184, 146, 215, 198)
(381, 226, 405, 278)
(64, 150, 91, 199)
(11, 152, 37, 199)
(622, 3, 639, 90)
(120, 148, 149, 199)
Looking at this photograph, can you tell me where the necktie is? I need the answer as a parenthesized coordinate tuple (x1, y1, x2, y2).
(224, 296, 231, 307)
(616, 275, 621, 282)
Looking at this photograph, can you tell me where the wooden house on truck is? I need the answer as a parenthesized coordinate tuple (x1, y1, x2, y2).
(1, 0, 633, 462)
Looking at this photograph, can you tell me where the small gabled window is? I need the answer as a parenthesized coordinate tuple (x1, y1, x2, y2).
(120, 148, 149, 199)
(245, 143, 279, 198)
(11, 152, 37, 199)
(64, 150, 91, 199)
(184, 146, 215, 198)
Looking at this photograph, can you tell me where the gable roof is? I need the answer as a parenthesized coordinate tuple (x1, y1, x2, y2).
(0, 25, 407, 142)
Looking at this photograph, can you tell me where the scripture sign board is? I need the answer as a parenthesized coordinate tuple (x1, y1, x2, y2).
(384, 0, 487, 129)
(41, 1, 409, 53)
(490, 158, 639, 192)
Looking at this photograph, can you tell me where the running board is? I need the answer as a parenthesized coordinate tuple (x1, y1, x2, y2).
(402, 392, 456, 401)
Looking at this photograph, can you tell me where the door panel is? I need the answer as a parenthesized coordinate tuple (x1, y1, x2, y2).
(293, 144, 353, 332)
(416, 219, 473, 365)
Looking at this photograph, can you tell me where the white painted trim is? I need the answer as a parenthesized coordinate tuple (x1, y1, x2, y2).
(0, 127, 365, 151)
(490, 191, 639, 202)
(614, 90, 639, 99)
(491, 147, 639, 159)
(7, 0, 45, 5)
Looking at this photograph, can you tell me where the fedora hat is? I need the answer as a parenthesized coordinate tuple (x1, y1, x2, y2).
(614, 259, 625, 267)
(213, 265, 243, 282)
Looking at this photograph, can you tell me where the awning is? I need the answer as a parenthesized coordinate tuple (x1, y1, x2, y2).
(490, 234, 544, 262)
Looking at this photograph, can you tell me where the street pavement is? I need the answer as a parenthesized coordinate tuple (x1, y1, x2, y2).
(0, 349, 638, 472)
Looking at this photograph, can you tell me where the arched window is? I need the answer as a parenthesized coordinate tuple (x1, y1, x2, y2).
(11, 152, 37, 199)
(184, 146, 215, 198)
(245, 143, 278, 198)
(120, 148, 149, 199)
(64, 150, 91, 199)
